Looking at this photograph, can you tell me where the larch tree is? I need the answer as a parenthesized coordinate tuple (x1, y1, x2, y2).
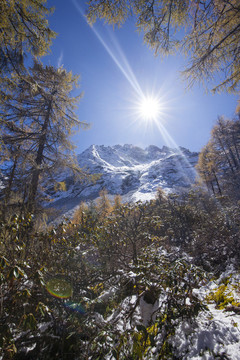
(113, 194, 122, 211)
(0, 0, 55, 77)
(86, 0, 240, 93)
(197, 115, 240, 199)
(96, 188, 112, 219)
(0, 142, 29, 210)
(196, 142, 222, 196)
(0, 0, 56, 156)
(211, 117, 240, 174)
(211, 116, 240, 196)
(0, 62, 89, 213)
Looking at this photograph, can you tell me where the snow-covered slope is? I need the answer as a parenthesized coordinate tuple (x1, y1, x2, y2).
(47, 144, 198, 215)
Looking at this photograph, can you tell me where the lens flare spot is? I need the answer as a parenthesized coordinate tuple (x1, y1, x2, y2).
(46, 278, 73, 299)
(64, 301, 86, 314)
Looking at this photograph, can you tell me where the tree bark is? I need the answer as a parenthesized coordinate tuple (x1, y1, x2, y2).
(27, 100, 52, 213)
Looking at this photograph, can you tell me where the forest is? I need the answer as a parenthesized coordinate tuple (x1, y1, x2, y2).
(1, 1, 240, 359)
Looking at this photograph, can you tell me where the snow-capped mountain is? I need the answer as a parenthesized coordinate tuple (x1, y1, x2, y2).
(47, 144, 198, 216)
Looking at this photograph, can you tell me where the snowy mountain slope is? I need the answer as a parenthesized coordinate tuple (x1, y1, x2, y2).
(47, 144, 199, 215)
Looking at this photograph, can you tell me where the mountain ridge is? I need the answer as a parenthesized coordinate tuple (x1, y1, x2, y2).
(47, 144, 199, 218)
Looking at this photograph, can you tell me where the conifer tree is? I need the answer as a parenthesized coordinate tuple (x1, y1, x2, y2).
(1, 144, 29, 208)
(0, 62, 89, 213)
(113, 194, 122, 211)
(212, 117, 240, 175)
(211, 116, 240, 196)
(0, 0, 55, 78)
(197, 115, 240, 199)
(96, 188, 112, 218)
(87, 0, 240, 93)
(0, 0, 56, 158)
(196, 143, 222, 196)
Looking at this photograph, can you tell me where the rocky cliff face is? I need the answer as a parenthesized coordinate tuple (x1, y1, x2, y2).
(47, 144, 199, 217)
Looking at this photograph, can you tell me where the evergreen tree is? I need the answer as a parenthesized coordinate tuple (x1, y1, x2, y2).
(87, 0, 240, 93)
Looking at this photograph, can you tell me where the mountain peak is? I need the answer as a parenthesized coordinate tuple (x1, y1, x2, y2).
(49, 144, 199, 217)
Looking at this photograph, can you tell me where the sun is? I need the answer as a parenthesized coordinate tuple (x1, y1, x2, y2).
(139, 96, 160, 121)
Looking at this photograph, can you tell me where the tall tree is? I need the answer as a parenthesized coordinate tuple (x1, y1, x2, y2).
(0, 0, 55, 77)
(0, 62, 89, 213)
(86, 0, 240, 93)
(96, 188, 112, 219)
(196, 142, 222, 196)
(197, 115, 240, 199)
(0, 0, 56, 156)
(212, 116, 240, 174)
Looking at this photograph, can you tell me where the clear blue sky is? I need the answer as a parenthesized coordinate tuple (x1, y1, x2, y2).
(45, 0, 238, 154)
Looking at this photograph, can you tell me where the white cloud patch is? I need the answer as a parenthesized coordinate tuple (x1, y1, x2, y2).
(57, 51, 64, 68)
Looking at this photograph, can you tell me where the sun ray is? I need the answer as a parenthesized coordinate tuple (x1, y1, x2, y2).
(72, 0, 198, 185)
(154, 120, 197, 181)
(72, 0, 144, 97)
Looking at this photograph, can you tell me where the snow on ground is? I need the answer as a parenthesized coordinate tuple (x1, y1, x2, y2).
(171, 268, 240, 359)
(103, 265, 240, 359)
(172, 304, 240, 359)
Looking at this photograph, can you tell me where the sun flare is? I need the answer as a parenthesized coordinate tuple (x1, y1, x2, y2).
(139, 96, 160, 121)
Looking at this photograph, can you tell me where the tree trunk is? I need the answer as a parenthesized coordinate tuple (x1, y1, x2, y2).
(27, 100, 52, 213)
(217, 135, 235, 174)
(213, 171, 222, 196)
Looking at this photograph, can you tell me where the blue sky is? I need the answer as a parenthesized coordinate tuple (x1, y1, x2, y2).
(45, 0, 238, 154)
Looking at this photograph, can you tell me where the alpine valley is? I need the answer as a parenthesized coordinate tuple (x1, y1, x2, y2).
(46, 144, 199, 218)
